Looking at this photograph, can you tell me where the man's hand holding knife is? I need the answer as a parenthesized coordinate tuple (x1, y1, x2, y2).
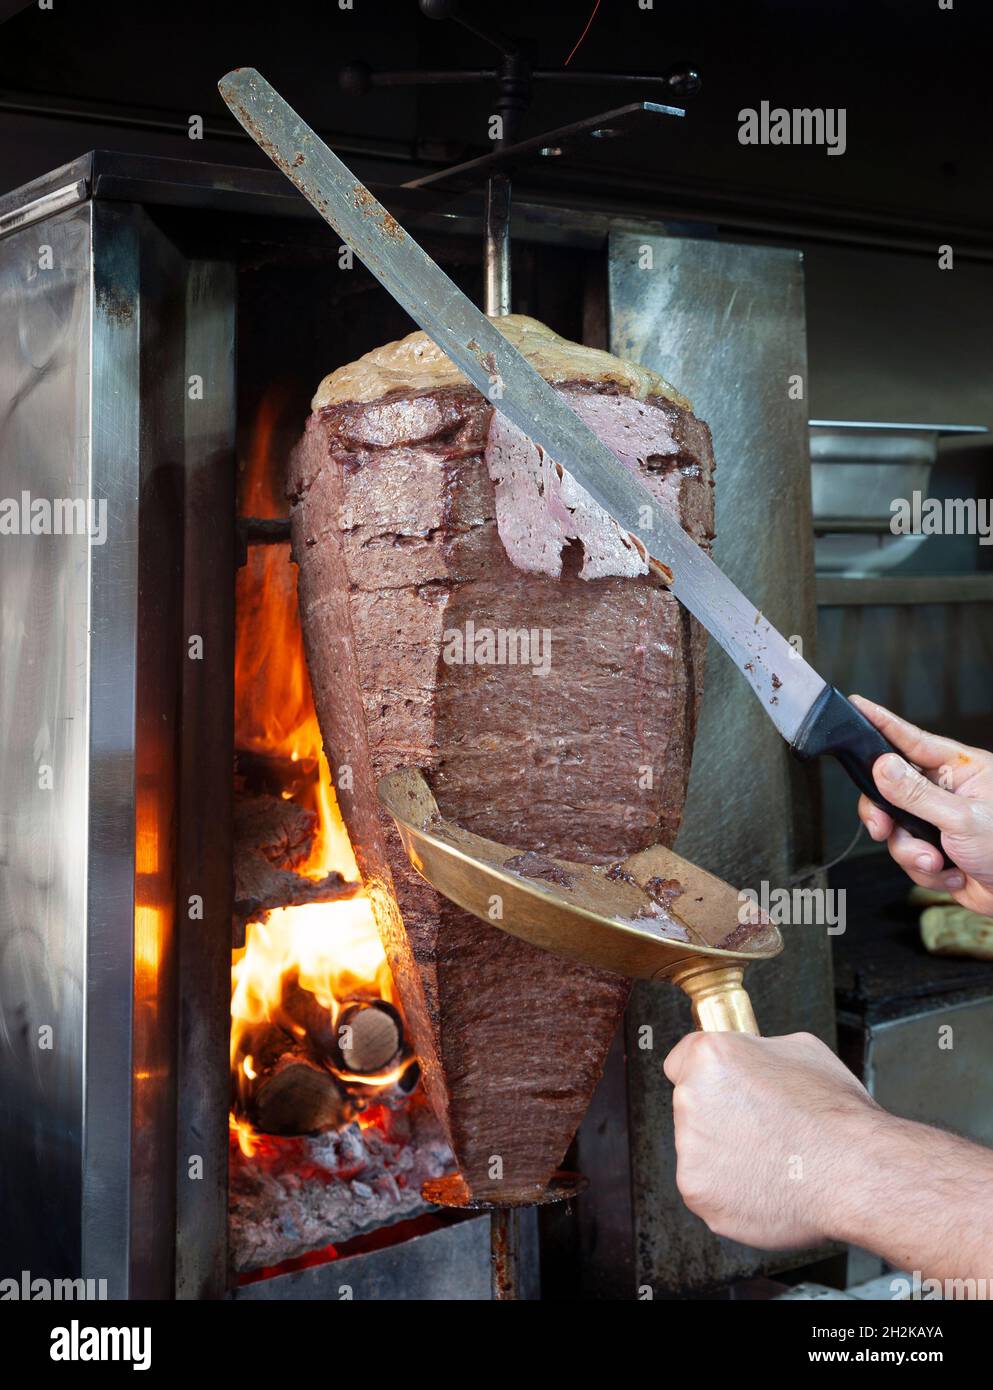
(666, 697, 993, 1283)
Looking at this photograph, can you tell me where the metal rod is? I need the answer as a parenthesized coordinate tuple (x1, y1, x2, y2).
(365, 68, 497, 86)
(490, 1207, 521, 1300)
(532, 69, 694, 87)
(483, 172, 511, 315)
(368, 68, 687, 89)
(402, 101, 681, 193)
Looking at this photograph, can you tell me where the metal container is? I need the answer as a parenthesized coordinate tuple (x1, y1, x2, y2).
(810, 420, 986, 575)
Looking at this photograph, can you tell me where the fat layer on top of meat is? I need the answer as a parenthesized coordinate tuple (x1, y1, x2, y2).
(311, 313, 690, 412)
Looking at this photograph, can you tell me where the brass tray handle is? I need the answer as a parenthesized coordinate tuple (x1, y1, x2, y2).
(665, 961, 760, 1035)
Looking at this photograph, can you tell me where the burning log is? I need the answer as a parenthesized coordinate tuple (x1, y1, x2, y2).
(289, 316, 714, 1200)
(274, 971, 339, 1056)
(234, 789, 317, 870)
(235, 748, 320, 802)
(249, 1052, 350, 1136)
(242, 1026, 351, 1136)
(233, 790, 359, 930)
(335, 1000, 403, 1075)
(231, 398, 404, 1144)
(277, 977, 403, 1075)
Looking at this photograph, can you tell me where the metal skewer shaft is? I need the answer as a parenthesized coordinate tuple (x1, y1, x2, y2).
(481, 31, 527, 318)
(483, 172, 511, 316)
(489, 1205, 521, 1300)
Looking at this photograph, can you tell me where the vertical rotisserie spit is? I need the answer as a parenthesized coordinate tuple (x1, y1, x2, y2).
(290, 315, 714, 1202)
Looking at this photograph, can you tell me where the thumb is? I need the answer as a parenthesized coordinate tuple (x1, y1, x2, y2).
(662, 1032, 699, 1086)
(873, 753, 972, 838)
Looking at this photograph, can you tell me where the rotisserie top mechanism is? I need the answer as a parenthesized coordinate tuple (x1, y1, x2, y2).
(340, 0, 697, 316)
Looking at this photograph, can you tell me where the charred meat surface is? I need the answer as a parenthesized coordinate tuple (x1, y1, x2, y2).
(502, 851, 575, 888)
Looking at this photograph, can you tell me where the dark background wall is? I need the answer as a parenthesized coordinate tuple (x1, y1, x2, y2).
(1, 0, 991, 243)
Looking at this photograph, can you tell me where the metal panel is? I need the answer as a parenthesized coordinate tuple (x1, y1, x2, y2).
(817, 599, 993, 861)
(864, 996, 993, 1146)
(127, 205, 190, 1299)
(818, 576, 993, 605)
(84, 202, 143, 1298)
(174, 261, 237, 1299)
(230, 1216, 493, 1301)
(0, 198, 204, 1298)
(88, 204, 217, 1299)
(608, 232, 836, 1295)
(0, 203, 92, 1281)
(0, 179, 87, 238)
(568, 1029, 637, 1299)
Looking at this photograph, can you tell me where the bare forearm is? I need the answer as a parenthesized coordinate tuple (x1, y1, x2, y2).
(832, 1111, 993, 1283)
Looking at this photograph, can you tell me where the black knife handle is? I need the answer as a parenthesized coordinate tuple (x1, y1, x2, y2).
(793, 686, 953, 869)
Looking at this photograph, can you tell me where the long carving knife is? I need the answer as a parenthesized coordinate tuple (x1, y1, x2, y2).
(218, 67, 949, 863)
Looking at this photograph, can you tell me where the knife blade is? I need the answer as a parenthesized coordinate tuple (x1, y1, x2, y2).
(218, 67, 951, 865)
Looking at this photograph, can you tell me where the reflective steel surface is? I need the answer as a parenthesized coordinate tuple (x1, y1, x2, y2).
(0, 179, 87, 239)
(609, 232, 837, 1292)
(0, 205, 96, 1281)
(82, 203, 146, 1299)
(0, 193, 231, 1298)
(864, 997, 993, 1147)
(173, 259, 236, 1300)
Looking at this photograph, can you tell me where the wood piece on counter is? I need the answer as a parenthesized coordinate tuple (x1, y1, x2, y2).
(920, 904, 993, 961)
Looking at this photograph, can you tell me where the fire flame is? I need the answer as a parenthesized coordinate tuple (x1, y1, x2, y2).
(234, 392, 357, 881)
(231, 393, 397, 1149)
